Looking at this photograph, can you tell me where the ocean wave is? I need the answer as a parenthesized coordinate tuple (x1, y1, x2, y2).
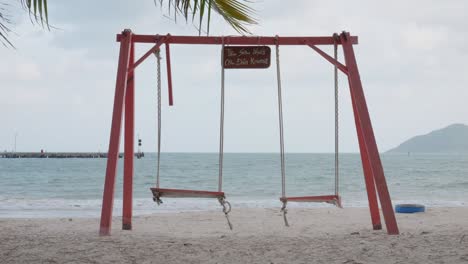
(0, 197, 466, 218)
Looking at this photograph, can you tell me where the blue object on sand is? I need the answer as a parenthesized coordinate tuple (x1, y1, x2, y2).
(395, 204, 425, 213)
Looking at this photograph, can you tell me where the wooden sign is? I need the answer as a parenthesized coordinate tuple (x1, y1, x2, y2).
(223, 46, 271, 69)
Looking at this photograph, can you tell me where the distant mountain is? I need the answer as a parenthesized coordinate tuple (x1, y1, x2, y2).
(387, 124, 468, 153)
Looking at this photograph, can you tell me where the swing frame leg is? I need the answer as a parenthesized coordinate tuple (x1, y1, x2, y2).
(341, 32, 399, 235)
(99, 29, 133, 236)
(353, 99, 382, 230)
(122, 42, 135, 230)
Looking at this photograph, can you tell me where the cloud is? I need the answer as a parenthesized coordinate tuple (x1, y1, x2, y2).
(0, 60, 41, 81)
(1, 0, 467, 153)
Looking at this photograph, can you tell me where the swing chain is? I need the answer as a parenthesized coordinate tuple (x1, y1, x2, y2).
(218, 196, 233, 230)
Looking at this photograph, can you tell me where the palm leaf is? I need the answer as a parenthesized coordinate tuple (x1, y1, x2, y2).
(198, 0, 206, 35)
(0, 2, 14, 47)
(211, 0, 256, 34)
(157, 0, 257, 35)
(22, 0, 49, 28)
(0, 0, 49, 48)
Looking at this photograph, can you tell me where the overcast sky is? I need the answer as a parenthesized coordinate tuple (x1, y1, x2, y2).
(1, 0, 467, 153)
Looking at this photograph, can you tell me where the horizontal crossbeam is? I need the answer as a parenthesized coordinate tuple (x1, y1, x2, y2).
(117, 34, 358, 46)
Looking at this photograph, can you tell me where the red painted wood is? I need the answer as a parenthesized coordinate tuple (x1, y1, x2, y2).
(151, 188, 225, 198)
(281, 195, 340, 203)
(129, 37, 167, 72)
(165, 43, 174, 106)
(307, 44, 348, 75)
(350, 85, 382, 230)
(99, 30, 133, 236)
(341, 32, 399, 235)
(101, 30, 398, 235)
(117, 34, 358, 46)
(122, 42, 135, 231)
(223, 46, 271, 69)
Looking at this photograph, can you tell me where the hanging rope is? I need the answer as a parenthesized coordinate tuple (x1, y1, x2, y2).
(275, 36, 288, 227)
(155, 50, 162, 188)
(219, 37, 233, 230)
(219, 38, 225, 193)
(154, 49, 163, 204)
(333, 34, 339, 198)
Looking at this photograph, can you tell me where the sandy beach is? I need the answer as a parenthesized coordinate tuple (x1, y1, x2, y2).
(1, 207, 467, 263)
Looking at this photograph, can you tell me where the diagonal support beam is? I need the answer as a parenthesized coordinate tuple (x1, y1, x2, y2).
(128, 36, 167, 73)
(308, 44, 348, 75)
(348, 77, 382, 230)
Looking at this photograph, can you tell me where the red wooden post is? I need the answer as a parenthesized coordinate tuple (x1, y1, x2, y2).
(99, 29, 133, 236)
(165, 42, 174, 106)
(348, 83, 382, 230)
(341, 32, 399, 235)
(122, 41, 135, 230)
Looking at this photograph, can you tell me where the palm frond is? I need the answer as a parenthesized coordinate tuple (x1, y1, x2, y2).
(156, 0, 257, 35)
(211, 0, 256, 35)
(21, 0, 50, 29)
(0, 2, 14, 48)
(0, 0, 49, 48)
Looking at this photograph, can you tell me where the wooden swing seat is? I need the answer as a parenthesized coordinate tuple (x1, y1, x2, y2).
(280, 195, 342, 207)
(151, 188, 225, 199)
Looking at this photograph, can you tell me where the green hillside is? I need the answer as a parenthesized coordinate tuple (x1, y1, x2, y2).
(387, 124, 468, 153)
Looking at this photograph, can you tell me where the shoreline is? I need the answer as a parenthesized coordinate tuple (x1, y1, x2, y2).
(1, 203, 467, 219)
(1, 207, 467, 263)
(1, 201, 467, 219)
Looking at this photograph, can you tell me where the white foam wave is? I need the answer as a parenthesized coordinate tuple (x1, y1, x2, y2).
(0, 197, 466, 218)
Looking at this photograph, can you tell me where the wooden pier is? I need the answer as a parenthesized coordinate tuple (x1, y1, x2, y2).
(0, 152, 144, 159)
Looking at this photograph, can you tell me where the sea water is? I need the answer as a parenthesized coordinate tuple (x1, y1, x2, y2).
(0, 153, 467, 218)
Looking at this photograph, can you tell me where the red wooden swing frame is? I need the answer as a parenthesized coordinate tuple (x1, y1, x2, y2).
(99, 29, 399, 236)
